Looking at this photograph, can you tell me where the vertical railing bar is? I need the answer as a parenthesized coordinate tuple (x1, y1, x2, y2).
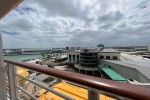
(16, 85, 37, 100)
(0, 34, 7, 100)
(16, 74, 74, 100)
(14, 66, 19, 99)
(8, 64, 17, 100)
(88, 88, 99, 100)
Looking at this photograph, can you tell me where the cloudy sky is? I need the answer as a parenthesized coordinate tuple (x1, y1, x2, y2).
(1, 0, 150, 48)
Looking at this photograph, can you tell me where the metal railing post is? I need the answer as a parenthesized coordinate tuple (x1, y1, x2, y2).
(88, 88, 99, 100)
(8, 64, 17, 100)
(0, 34, 7, 100)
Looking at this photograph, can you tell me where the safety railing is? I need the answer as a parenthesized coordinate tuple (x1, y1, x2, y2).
(2, 59, 150, 100)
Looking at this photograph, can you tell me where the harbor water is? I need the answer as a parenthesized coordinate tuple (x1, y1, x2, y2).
(4, 55, 42, 62)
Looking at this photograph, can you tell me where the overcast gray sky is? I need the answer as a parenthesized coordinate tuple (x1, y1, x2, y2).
(1, 0, 150, 48)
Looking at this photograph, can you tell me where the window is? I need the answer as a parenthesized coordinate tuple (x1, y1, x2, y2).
(100, 56, 104, 59)
(113, 56, 118, 60)
(73, 55, 75, 57)
(69, 55, 71, 58)
(73, 55, 75, 62)
(77, 55, 79, 63)
(69, 55, 71, 62)
(106, 56, 110, 59)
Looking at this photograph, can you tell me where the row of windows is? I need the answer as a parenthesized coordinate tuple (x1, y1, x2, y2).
(69, 55, 118, 60)
(69, 55, 79, 58)
(80, 57, 98, 60)
(80, 58, 98, 61)
(99, 56, 118, 60)
(80, 60, 98, 64)
(80, 63, 98, 67)
(69, 55, 79, 63)
(80, 53, 98, 56)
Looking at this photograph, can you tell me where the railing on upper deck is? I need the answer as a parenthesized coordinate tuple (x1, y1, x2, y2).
(1, 59, 150, 100)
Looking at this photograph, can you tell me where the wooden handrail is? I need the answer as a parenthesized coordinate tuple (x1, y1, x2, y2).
(4, 59, 150, 100)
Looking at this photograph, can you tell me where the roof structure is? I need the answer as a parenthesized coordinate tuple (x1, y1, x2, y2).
(31, 74, 49, 81)
(100, 49, 120, 53)
(75, 64, 98, 71)
(68, 49, 121, 54)
(38, 82, 116, 100)
(0, 0, 23, 19)
(101, 67, 126, 81)
(105, 60, 150, 80)
(68, 50, 80, 54)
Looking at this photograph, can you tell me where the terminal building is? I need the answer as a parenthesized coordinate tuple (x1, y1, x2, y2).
(68, 46, 150, 84)
(68, 47, 121, 75)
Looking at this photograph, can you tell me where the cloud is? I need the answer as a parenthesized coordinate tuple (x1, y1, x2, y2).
(0, 0, 150, 48)
(1, 30, 19, 36)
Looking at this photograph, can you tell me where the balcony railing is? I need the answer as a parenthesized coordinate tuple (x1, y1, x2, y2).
(0, 59, 149, 100)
